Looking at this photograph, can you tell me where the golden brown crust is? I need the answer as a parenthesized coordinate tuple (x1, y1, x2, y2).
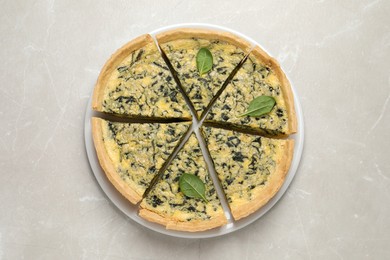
(250, 46, 297, 134)
(231, 139, 295, 220)
(156, 28, 253, 54)
(166, 215, 227, 232)
(91, 34, 154, 112)
(91, 117, 142, 204)
(269, 58, 297, 134)
(138, 208, 168, 226)
(138, 208, 227, 232)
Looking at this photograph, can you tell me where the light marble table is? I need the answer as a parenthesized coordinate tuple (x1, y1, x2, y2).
(1, 0, 389, 259)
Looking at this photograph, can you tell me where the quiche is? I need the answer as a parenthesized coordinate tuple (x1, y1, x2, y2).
(91, 28, 299, 233)
(91, 117, 190, 204)
(139, 133, 227, 231)
(157, 29, 252, 118)
(92, 34, 192, 120)
(202, 126, 294, 220)
(205, 46, 297, 136)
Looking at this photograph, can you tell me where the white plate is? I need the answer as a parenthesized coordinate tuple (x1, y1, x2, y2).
(84, 23, 304, 238)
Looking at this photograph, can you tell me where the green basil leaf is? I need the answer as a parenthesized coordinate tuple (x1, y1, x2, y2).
(179, 173, 208, 203)
(196, 48, 213, 75)
(238, 96, 276, 117)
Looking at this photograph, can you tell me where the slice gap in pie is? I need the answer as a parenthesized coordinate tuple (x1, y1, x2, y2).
(92, 34, 192, 121)
(204, 46, 297, 137)
(156, 29, 252, 119)
(139, 133, 227, 232)
(91, 117, 191, 204)
(201, 126, 294, 220)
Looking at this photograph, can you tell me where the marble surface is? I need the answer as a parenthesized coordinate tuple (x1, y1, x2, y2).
(0, 0, 389, 259)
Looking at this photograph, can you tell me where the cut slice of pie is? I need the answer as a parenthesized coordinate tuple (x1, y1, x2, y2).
(205, 46, 297, 137)
(157, 28, 252, 118)
(92, 34, 192, 120)
(139, 133, 227, 232)
(91, 117, 191, 204)
(202, 126, 294, 220)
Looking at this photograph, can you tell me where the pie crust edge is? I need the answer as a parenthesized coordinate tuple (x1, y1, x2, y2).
(91, 117, 143, 204)
(138, 207, 228, 232)
(230, 139, 295, 220)
(156, 28, 253, 54)
(91, 34, 155, 113)
(250, 46, 298, 135)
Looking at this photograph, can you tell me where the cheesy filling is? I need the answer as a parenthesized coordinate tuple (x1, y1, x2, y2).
(206, 53, 289, 135)
(141, 134, 224, 222)
(202, 127, 286, 208)
(100, 118, 190, 198)
(102, 40, 191, 119)
(160, 38, 246, 117)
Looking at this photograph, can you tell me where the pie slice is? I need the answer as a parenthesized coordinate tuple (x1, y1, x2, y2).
(92, 34, 191, 120)
(202, 126, 294, 220)
(139, 133, 227, 232)
(157, 29, 252, 118)
(205, 46, 297, 136)
(91, 117, 190, 204)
